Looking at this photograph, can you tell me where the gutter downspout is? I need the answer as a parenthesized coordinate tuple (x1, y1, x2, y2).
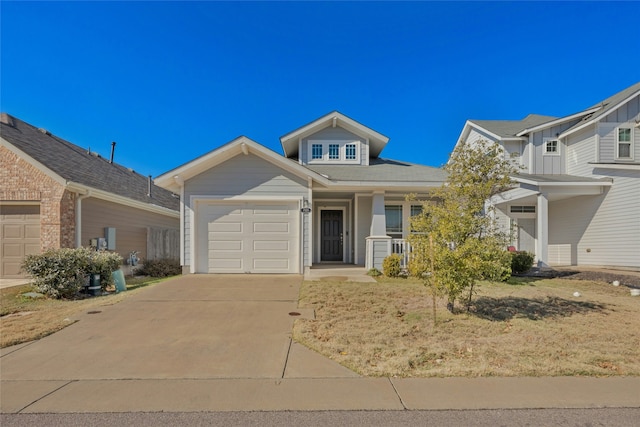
(75, 190, 92, 247)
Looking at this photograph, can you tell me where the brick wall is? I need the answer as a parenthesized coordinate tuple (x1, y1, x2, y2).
(1, 146, 76, 250)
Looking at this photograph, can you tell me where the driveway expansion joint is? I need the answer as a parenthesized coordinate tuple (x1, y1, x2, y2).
(388, 378, 408, 410)
(15, 380, 75, 414)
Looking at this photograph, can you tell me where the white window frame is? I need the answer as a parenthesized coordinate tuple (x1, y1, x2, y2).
(543, 138, 560, 156)
(307, 140, 360, 164)
(616, 126, 633, 160)
(311, 143, 323, 160)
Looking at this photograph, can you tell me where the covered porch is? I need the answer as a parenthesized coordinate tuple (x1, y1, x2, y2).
(490, 174, 613, 267)
(308, 190, 424, 272)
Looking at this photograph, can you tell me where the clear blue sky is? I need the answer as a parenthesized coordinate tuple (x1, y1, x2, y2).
(2, 1, 639, 177)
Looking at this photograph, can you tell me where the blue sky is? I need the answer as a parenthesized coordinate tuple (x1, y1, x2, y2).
(2, 1, 639, 177)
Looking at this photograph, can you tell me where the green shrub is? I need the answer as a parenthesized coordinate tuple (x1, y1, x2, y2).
(382, 253, 402, 278)
(22, 247, 123, 298)
(136, 258, 181, 277)
(367, 268, 382, 277)
(511, 251, 535, 274)
(22, 247, 92, 298)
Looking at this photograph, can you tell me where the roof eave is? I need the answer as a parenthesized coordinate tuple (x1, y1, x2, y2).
(515, 107, 601, 137)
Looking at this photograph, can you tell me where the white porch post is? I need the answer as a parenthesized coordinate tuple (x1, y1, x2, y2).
(370, 191, 387, 236)
(366, 191, 391, 270)
(536, 192, 549, 267)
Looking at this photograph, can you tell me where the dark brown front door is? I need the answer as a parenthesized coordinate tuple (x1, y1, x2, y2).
(321, 210, 343, 262)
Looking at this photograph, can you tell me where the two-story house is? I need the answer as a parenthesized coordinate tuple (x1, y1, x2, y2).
(155, 112, 446, 274)
(456, 82, 640, 269)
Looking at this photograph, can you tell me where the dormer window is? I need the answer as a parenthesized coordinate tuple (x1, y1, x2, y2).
(312, 144, 323, 160)
(307, 140, 360, 164)
(616, 127, 633, 160)
(544, 138, 559, 155)
(329, 144, 340, 160)
(345, 144, 357, 160)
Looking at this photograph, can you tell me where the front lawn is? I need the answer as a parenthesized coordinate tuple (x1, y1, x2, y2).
(0, 277, 168, 348)
(293, 276, 640, 377)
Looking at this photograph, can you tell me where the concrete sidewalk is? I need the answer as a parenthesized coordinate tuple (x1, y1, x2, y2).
(1, 274, 639, 413)
(2, 376, 638, 413)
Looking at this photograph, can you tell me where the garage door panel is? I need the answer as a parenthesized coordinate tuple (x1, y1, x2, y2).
(25, 224, 40, 238)
(210, 240, 243, 251)
(209, 258, 243, 270)
(253, 259, 289, 270)
(209, 222, 242, 233)
(25, 243, 41, 255)
(253, 222, 289, 233)
(3, 224, 23, 239)
(199, 201, 299, 274)
(253, 240, 289, 251)
(253, 206, 290, 215)
(3, 243, 23, 257)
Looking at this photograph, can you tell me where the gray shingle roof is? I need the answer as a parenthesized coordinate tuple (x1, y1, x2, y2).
(516, 173, 612, 184)
(469, 114, 557, 138)
(305, 158, 447, 183)
(564, 81, 640, 133)
(1, 113, 179, 211)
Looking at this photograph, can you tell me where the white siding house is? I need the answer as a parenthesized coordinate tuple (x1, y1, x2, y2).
(156, 112, 446, 274)
(457, 82, 640, 270)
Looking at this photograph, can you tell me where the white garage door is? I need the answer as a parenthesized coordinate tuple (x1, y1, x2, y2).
(198, 201, 299, 274)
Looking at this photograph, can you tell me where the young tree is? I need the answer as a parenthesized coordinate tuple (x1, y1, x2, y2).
(408, 139, 517, 314)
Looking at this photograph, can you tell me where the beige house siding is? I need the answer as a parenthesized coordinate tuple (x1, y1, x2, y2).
(81, 197, 179, 261)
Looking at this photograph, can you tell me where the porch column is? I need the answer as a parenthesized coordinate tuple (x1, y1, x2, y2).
(536, 192, 549, 267)
(370, 192, 386, 236)
(366, 191, 391, 270)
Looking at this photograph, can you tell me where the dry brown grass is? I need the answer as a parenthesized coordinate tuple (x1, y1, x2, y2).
(0, 278, 166, 348)
(293, 276, 640, 377)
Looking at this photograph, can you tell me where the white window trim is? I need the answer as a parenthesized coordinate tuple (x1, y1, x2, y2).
(543, 137, 560, 156)
(615, 126, 634, 161)
(307, 140, 360, 164)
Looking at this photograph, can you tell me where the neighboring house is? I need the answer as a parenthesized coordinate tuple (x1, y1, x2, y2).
(456, 82, 640, 270)
(0, 113, 180, 279)
(155, 111, 446, 274)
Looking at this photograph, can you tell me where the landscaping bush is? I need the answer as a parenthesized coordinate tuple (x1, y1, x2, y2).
(367, 268, 382, 277)
(511, 251, 535, 274)
(22, 247, 123, 298)
(22, 247, 92, 299)
(382, 253, 402, 278)
(136, 258, 181, 277)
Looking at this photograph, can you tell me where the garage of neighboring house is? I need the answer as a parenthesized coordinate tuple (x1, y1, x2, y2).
(0, 204, 40, 278)
(196, 200, 300, 274)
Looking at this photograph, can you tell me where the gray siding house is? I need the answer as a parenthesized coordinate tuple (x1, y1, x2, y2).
(456, 82, 640, 270)
(155, 112, 446, 274)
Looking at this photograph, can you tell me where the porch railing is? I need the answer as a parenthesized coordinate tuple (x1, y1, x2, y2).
(391, 239, 412, 269)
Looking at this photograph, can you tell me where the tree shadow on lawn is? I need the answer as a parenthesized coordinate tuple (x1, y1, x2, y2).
(469, 296, 608, 321)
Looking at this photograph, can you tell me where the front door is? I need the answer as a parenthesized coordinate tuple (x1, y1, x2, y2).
(321, 210, 343, 262)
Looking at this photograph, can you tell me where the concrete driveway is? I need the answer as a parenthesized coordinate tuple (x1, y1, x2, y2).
(1, 274, 349, 381)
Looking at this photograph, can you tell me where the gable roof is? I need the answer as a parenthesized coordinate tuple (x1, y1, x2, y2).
(279, 111, 390, 159)
(468, 114, 557, 139)
(155, 136, 332, 193)
(1, 113, 179, 212)
(558, 81, 640, 138)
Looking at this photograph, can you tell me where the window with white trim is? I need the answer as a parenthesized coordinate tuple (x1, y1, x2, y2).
(617, 127, 632, 159)
(544, 138, 559, 155)
(345, 144, 357, 160)
(307, 140, 361, 163)
(328, 144, 340, 160)
(312, 144, 322, 160)
(510, 206, 535, 213)
(385, 205, 403, 239)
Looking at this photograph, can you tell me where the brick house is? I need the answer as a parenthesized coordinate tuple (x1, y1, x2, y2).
(0, 113, 179, 279)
